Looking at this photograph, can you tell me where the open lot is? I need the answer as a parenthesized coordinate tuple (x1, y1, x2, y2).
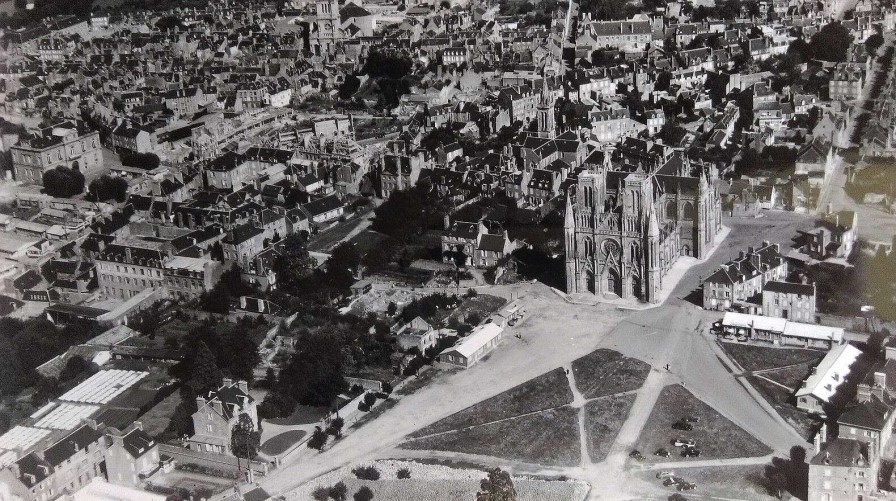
(633, 384, 772, 463)
(634, 464, 778, 500)
(402, 406, 582, 467)
(571, 349, 651, 399)
(409, 367, 572, 437)
(289, 460, 589, 501)
(720, 343, 825, 372)
(584, 393, 637, 462)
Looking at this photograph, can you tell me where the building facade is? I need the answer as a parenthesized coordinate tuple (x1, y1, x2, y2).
(565, 165, 721, 303)
(11, 122, 102, 185)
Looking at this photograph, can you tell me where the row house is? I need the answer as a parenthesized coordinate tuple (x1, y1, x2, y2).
(702, 241, 788, 311)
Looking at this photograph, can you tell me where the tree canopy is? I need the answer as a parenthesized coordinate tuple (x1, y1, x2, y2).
(87, 175, 129, 203)
(810, 22, 852, 62)
(477, 468, 517, 501)
(42, 166, 85, 198)
(231, 412, 260, 460)
(276, 332, 348, 406)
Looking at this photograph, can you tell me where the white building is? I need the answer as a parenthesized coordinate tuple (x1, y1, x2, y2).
(796, 344, 862, 415)
(439, 323, 505, 368)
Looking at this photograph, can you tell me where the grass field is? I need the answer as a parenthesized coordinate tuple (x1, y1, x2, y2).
(403, 406, 582, 467)
(409, 367, 573, 437)
(139, 391, 182, 439)
(633, 384, 772, 463)
(584, 394, 637, 462)
(571, 349, 651, 399)
(720, 343, 824, 372)
(746, 375, 821, 441)
(266, 405, 328, 426)
(260, 430, 306, 456)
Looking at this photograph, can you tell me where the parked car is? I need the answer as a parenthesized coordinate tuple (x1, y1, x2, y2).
(629, 450, 645, 461)
(683, 415, 701, 423)
(673, 439, 696, 447)
(680, 448, 701, 457)
(656, 471, 675, 479)
(672, 421, 693, 431)
(655, 448, 671, 457)
(678, 482, 697, 491)
(663, 477, 682, 487)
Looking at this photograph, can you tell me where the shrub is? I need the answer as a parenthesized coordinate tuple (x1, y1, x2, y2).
(396, 468, 411, 479)
(381, 382, 393, 394)
(466, 288, 478, 298)
(363, 392, 377, 407)
(327, 417, 344, 437)
(358, 402, 370, 412)
(352, 465, 381, 481)
(354, 486, 374, 501)
(313, 487, 330, 501)
(329, 482, 348, 501)
(308, 427, 328, 451)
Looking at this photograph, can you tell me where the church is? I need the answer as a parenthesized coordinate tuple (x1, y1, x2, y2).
(564, 145, 723, 303)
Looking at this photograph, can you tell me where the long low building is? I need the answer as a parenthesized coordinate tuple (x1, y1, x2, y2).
(796, 343, 862, 415)
(439, 323, 505, 369)
(720, 312, 845, 349)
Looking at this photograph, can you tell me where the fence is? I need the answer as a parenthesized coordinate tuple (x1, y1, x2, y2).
(160, 444, 270, 478)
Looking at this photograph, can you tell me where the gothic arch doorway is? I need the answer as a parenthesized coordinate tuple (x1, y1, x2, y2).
(682, 244, 691, 257)
(631, 276, 642, 299)
(606, 268, 621, 296)
(586, 269, 596, 294)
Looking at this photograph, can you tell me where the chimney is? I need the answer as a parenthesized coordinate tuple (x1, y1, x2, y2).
(237, 380, 248, 393)
(222, 377, 232, 388)
(875, 371, 886, 389)
(857, 384, 872, 403)
(196, 395, 206, 409)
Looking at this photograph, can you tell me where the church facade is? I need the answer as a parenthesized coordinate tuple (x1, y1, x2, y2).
(564, 156, 722, 303)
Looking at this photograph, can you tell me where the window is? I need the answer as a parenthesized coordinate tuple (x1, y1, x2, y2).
(207, 424, 213, 433)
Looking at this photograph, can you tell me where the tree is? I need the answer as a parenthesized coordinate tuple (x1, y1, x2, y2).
(338, 74, 361, 100)
(327, 416, 344, 437)
(308, 426, 328, 451)
(325, 242, 362, 293)
(42, 166, 84, 198)
(865, 33, 885, 56)
(230, 412, 260, 462)
(87, 175, 129, 202)
(273, 234, 317, 293)
(188, 341, 224, 397)
(353, 486, 374, 501)
(386, 302, 397, 316)
(119, 151, 160, 170)
(277, 332, 347, 406)
(329, 482, 348, 501)
(477, 468, 516, 501)
(810, 22, 852, 62)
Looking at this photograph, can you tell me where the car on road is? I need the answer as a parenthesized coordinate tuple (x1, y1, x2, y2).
(672, 421, 693, 431)
(656, 471, 675, 479)
(655, 448, 671, 457)
(680, 448, 701, 457)
(678, 482, 697, 491)
(673, 439, 696, 447)
(629, 450, 645, 461)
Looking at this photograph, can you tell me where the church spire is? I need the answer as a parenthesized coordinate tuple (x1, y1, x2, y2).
(565, 189, 575, 228)
(647, 205, 659, 237)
